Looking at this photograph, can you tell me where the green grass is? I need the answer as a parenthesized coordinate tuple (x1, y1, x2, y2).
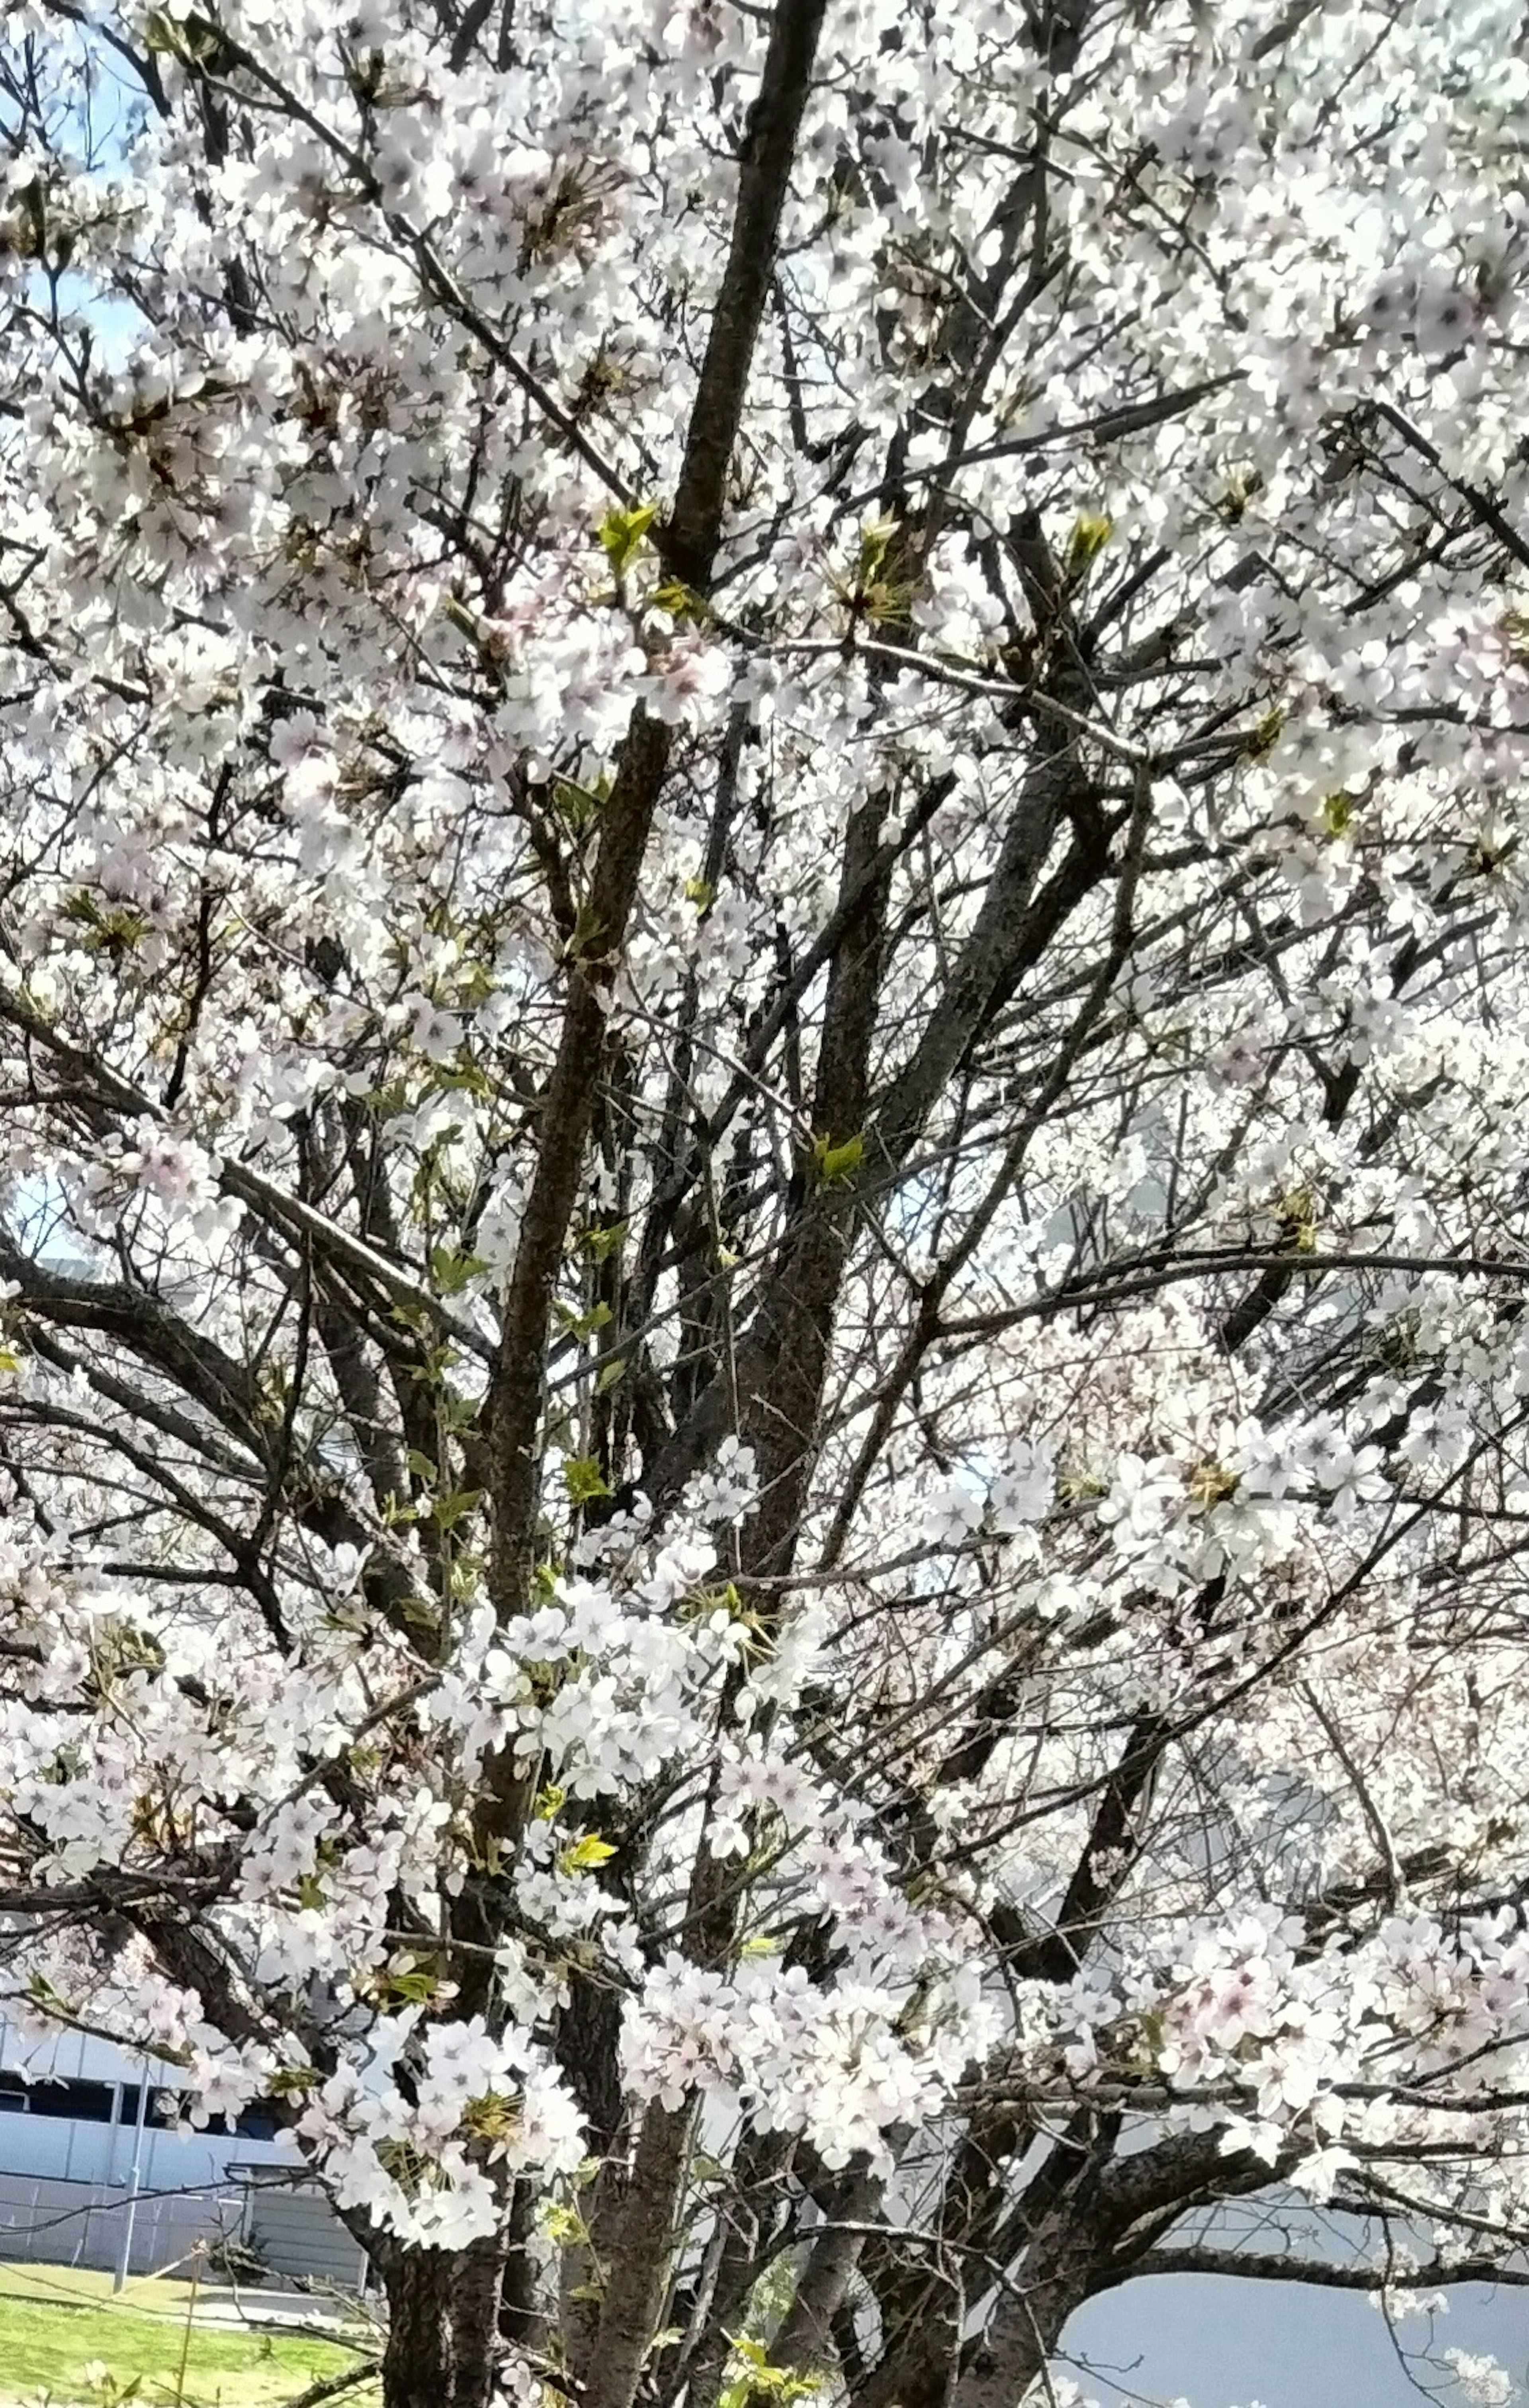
(0, 2262, 377, 2407)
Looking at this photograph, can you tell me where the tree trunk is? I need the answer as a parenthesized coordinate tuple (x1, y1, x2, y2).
(581, 2100, 696, 2408)
(770, 2164, 884, 2373)
(383, 2238, 506, 2408)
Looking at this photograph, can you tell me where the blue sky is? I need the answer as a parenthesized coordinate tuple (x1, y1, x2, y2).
(1069, 2271, 1526, 2408)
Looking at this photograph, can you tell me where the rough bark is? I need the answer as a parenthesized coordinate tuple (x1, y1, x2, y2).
(381, 2244, 500, 2408)
(579, 2101, 696, 2408)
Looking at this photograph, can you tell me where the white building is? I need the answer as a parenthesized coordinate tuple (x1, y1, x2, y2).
(0, 2016, 367, 2288)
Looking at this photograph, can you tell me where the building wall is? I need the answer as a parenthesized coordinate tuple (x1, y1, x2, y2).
(0, 2017, 366, 2287)
(0, 2016, 295, 2190)
(0, 2169, 245, 2278)
(245, 2180, 371, 2289)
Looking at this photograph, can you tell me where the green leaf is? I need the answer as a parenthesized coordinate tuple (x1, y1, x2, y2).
(143, 7, 230, 65)
(1066, 511, 1114, 576)
(552, 773, 609, 834)
(1239, 704, 1285, 763)
(558, 1833, 618, 1874)
(430, 1487, 485, 1531)
(562, 1455, 612, 1506)
(856, 516, 897, 580)
(386, 1965, 443, 2004)
(566, 899, 608, 960)
(652, 578, 707, 623)
(430, 1244, 489, 1294)
(407, 1449, 438, 1482)
(267, 2064, 316, 2097)
(581, 1219, 628, 1262)
(597, 502, 658, 577)
(432, 1060, 490, 1098)
(1320, 790, 1353, 839)
(142, 7, 185, 52)
(810, 1131, 864, 1187)
(61, 889, 149, 953)
(555, 1299, 613, 1341)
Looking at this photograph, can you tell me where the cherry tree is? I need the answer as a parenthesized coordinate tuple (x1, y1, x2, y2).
(2, 0, 1529, 2403)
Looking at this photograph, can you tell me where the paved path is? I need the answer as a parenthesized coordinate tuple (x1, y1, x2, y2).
(127, 2281, 371, 2335)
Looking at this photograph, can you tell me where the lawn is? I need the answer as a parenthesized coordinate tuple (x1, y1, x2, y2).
(0, 2262, 377, 2406)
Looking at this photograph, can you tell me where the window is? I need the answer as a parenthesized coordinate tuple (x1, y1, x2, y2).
(29, 2080, 115, 2124)
(116, 2086, 185, 2130)
(0, 2076, 118, 2123)
(116, 2088, 280, 2140)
